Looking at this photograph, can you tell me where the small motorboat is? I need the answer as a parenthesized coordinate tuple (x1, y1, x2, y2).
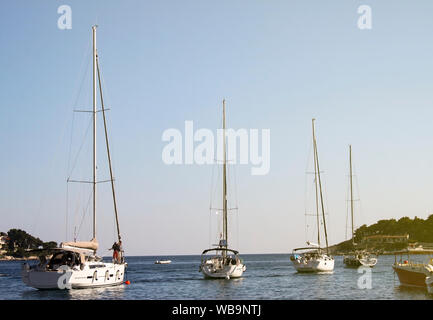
(393, 255, 433, 287)
(155, 260, 171, 264)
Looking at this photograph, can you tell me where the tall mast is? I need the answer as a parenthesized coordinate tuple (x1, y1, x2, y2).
(222, 99, 228, 255)
(349, 145, 354, 246)
(92, 25, 97, 241)
(312, 119, 321, 248)
(96, 55, 121, 242)
(312, 119, 329, 254)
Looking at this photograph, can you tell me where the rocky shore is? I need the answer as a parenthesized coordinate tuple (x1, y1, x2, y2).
(0, 256, 38, 261)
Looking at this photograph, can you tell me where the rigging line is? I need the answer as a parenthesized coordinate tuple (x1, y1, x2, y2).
(304, 138, 313, 241)
(72, 194, 82, 241)
(232, 160, 240, 250)
(72, 48, 91, 109)
(208, 153, 217, 248)
(29, 108, 76, 235)
(305, 170, 315, 242)
(67, 116, 93, 179)
(76, 190, 93, 239)
(96, 57, 114, 112)
(345, 173, 350, 241)
(66, 112, 76, 182)
(209, 155, 216, 210)
(75, 182, 87, 238)
(353, 162, 362, 218)
(226, 163, 236, 248)
(31, 37, 91, 236)
(70, 37, 91, 107)
(209, 209, 212, 248)
(312, 121, 329, 253)
(97, 56, 121, 241)
(66, 182, 68, 241)
(65, 110, 76, 243)
(210, 159, 221, 212)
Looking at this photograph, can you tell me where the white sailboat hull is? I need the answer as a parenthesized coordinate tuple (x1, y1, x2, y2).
(22, 262, 126, 290)
(359, 257, 377, 267)
(292, 255, 334, 273)
(201, 263, 246, 279)
(426, 276, 433, 294)
(344, 255, 378, 268)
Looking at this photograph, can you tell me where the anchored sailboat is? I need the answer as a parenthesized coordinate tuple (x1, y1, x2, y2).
(22, 26, 127, 289)
(290, 119, 334, 273)
(343, 145, 378, 268)
(199, 100, 246, 279)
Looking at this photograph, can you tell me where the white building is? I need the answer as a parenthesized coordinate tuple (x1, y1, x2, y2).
(0, 234, 7, 255)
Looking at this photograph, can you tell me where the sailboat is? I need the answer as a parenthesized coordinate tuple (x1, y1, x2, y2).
(22, 26, 127, 289)
(290, 119, 334, 273)
(343, 145, 378, 268)
(199, 99, 246, 279)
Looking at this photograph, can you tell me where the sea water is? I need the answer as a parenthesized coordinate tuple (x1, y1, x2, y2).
(0, 254, 431, 300)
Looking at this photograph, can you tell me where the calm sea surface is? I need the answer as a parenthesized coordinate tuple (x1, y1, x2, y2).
(0, 254, 432, 300)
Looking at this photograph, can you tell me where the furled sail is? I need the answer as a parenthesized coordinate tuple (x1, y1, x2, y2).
(60, 238, 99, 251)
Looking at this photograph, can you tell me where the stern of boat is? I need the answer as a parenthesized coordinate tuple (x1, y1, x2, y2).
(22, 263, 72, 290)
(426, 276, 433, 294)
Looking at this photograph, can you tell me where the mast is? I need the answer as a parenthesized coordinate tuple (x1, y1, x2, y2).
(222, 99, 228, 256)
(96, 54, 122, 243)
(349, 145, 354, 246)
(312, 119, 329, 254)
(92, 25, 97, 241)
(312, 120, 321, 248)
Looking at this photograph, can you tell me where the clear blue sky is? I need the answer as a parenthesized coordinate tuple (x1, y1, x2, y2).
(2, 1, 433, 256)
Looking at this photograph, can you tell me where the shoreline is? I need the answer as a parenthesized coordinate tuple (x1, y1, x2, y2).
(0, 256, 38, 261)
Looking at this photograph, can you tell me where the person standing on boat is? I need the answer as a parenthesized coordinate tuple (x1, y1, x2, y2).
(118, 240, 123, 263)
(110, 241, 121, 263)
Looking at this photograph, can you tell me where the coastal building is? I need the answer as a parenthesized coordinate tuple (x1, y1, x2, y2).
(362, 234, 409, 244)
(0, 234, 8, 255)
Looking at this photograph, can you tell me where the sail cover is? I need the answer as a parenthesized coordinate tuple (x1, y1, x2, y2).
(60, 238, 99, 251)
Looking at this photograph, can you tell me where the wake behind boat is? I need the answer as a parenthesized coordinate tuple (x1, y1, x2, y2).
(291, 119, 334, 273)
(22, 26, 127, 290)
(199, 100, 246, 280)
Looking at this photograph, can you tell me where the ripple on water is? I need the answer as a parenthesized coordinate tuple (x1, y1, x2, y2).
(0, 255, 433, 299)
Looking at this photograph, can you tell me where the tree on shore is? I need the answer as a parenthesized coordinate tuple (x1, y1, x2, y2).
(4, 229, 57, 257)
(334, 214, 433, 253)
(353, 215, 433, 243)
